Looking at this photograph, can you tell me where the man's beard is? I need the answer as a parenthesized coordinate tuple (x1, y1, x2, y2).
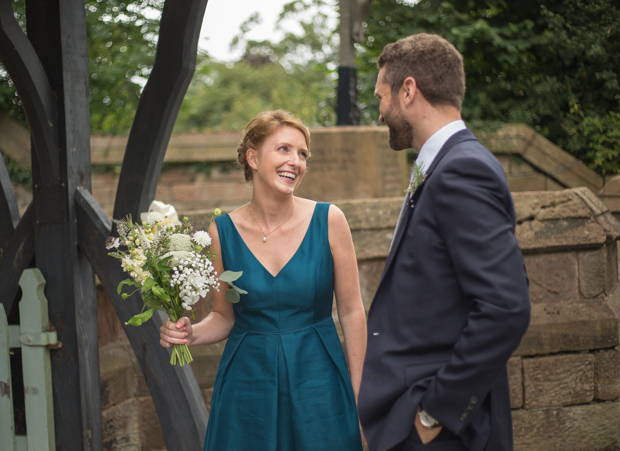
(384, 105, 413, 151)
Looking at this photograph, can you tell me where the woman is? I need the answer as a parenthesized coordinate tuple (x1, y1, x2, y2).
(160, 110, 367, 450)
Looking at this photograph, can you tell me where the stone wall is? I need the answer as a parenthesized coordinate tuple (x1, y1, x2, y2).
(98, 188, 620, 451)
(89, 126, 409, 217)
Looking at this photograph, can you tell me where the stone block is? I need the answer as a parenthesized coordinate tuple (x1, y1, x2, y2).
(97, 285, 127, 347)
(597, 211, 620, 241)
(202, 387, 214, 411)
(523, 253, 578, 304)
(512, 190, 576, 223)
(535, 197, 592, 221)
(599, 195, 620, 216)
(100, 342, 149, 410)
(336, 198, 402, 230)
(507, 357, 523, 409)
(138, 396, 166, 451)
(495, 155, 511, 175)
(600, 174, 620, 194)
(512, 401, 620, 451)
(574, 186, 610, 216)
(296, 126, 409, 202)
(507, 155, 536, 176)
(159, 168, 196, 184)
(524, 134, 603, 192)
(102, 398, 142, 451)
(515, 303, 619, 356)
(190, 341, 227, 388)
(171, 184, 204, 203)
(594, 349, 620, 401)
(547, 178, 565, 191)
(351, 229, 393, 260)
(507, 173, 548, 192)
(578, 248, 607, 299)
(605, 241, 619, 292)
(523, 354, 594, 409)
(358, 259, 387, 311)
(516, 218, 607, 254)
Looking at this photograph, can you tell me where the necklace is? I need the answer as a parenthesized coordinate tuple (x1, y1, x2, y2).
(249, 201, 296, 242)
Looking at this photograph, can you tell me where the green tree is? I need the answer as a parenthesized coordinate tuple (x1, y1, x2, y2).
(357, 0, 620, 174)
(0, 0, 163, 134)
(176, 0, 339, 130)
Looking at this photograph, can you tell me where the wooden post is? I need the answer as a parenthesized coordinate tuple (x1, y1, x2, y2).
(337, 0, 372, 126)
(24, 0, 102, 449)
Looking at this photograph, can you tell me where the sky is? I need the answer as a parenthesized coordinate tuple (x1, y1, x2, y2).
(198, 0, 294, 62)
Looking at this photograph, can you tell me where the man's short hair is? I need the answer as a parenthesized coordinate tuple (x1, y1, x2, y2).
(378, 33, 465, 110)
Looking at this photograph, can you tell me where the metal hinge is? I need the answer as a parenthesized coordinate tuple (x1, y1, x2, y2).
(19, 331, 62, 349)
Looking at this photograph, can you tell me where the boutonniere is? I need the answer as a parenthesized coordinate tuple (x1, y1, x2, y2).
(404, 163, 426, 195)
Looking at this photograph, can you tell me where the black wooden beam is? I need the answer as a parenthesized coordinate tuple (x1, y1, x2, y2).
(113, 0, 209, 221)
(0, 202, 34, 316)
(25, 1, 102, 449)
(0, 152, 20, 257)
(0, 0, 59, 184)
(58, 0, 102, 448)
(76, 187, 208, 449)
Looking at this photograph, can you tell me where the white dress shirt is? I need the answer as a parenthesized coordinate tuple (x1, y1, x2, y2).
(415, 120, 466, 174)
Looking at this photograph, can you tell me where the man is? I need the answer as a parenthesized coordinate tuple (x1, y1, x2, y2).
(358, 33, 531, 451)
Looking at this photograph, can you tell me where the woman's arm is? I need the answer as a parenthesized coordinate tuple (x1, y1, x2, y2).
(328, 205, 367, 401)
(160, 218, 235, 348)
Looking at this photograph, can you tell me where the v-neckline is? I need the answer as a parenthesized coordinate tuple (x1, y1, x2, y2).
(226, 203, 319, 278)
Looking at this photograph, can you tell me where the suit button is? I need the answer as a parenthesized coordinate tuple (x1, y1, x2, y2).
(368, 376, 376, 381)
(471, 396, 478, 404)
(460, 413, 468, 421)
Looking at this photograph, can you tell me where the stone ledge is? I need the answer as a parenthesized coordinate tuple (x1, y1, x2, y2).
(515, 303, 619, 356)
(512, 401, 620, 451)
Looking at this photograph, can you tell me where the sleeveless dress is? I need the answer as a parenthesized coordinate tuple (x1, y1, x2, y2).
(204, 202, 363, 451)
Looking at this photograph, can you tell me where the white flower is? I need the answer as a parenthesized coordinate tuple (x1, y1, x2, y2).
(169, 233, 194, 252)
(162, 251, 191, 268)
(146, 211, 164, 224)
(192, 231, 212, 247)
(105, 237, 121, 250)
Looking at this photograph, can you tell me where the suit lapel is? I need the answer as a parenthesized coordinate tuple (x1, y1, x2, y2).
(374, 129, 478, 295)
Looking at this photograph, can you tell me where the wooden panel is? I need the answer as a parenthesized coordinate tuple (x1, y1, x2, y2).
(0, 0, 59, 184)
(75, 187, 208, 449)
(112, 0, 210, 221)
(0, 203, 34, 317)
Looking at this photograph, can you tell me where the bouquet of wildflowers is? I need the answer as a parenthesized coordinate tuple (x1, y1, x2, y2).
(107, 201, 246, 366)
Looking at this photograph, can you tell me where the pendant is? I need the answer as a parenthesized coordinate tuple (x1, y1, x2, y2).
(263, 236, 267, 242)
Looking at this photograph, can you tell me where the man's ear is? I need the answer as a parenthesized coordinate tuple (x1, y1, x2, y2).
(247, 148, 259, 170)
(401, 77, 417, 107)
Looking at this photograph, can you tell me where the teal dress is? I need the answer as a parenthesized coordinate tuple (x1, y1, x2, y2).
(204, 202, 363, 451)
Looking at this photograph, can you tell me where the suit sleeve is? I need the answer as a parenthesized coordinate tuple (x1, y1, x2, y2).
(419, 153, 530, 436)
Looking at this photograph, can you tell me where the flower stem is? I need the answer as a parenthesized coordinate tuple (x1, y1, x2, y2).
(170, 343, 193, 366)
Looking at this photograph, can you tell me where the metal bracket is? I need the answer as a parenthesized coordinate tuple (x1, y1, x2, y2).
(19, 331, 62, 349)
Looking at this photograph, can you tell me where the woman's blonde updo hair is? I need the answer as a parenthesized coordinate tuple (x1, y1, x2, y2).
(237, 110, 311, 182)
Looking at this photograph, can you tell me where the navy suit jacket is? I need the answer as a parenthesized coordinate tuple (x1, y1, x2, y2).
(358, 129, 531, 451)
